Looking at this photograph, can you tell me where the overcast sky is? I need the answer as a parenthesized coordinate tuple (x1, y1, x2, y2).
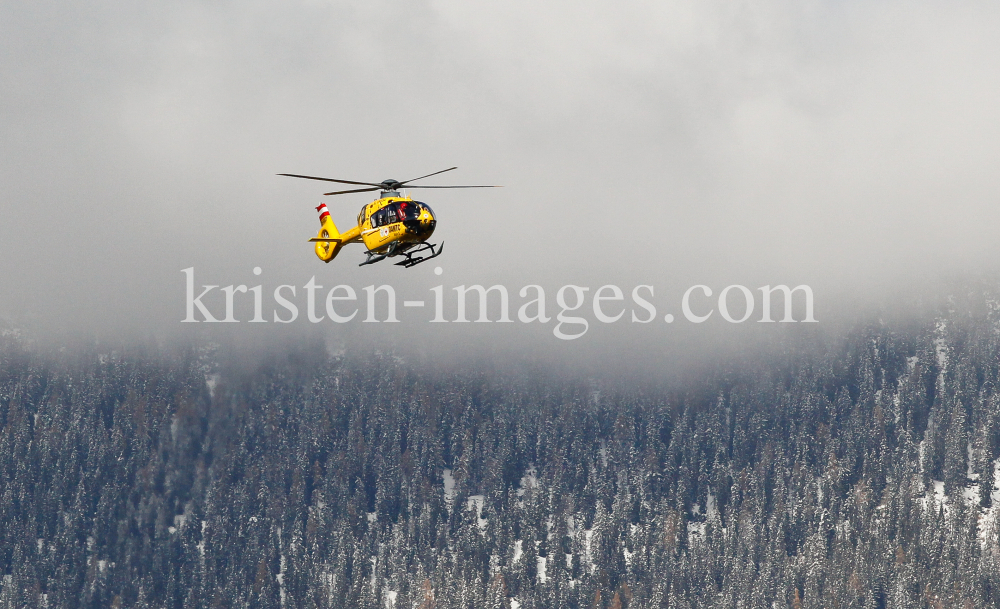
(2, 0, 999, 359)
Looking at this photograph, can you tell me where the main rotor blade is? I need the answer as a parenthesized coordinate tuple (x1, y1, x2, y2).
(404, 185, 502, 189)
(278, 174, 384, 188)
(398, 166, 457, 186)
(323, 187, 382, 196)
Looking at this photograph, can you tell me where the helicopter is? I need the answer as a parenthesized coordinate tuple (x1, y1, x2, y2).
(279, 167, 499, 268)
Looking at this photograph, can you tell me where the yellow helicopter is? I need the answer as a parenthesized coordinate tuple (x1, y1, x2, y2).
(279, 167, 499, 268)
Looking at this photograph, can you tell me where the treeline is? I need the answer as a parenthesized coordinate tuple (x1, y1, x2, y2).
(1, 289, 1000, 607)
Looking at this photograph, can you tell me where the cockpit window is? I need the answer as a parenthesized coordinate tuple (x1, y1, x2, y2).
(370, 201, 428, 228)
(396, 201, 420, 221)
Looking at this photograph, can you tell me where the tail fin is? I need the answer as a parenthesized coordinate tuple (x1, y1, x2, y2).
(314, 203, 342, 262)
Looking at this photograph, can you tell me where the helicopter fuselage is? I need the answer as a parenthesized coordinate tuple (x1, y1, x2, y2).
(358, 194, 437, 253)
(312, 192, 437, 264)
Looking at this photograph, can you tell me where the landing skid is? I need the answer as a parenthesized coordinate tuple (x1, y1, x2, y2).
(394, 241, 443, 268)
(358, 241, 444, 268)
(358, 241, 395, 266)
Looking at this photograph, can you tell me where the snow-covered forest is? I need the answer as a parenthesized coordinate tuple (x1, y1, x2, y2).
(2, 289, 1000, 608)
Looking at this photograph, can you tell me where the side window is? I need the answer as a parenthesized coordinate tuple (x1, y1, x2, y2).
(386, 203, 398, 224)
(397, 201, 418, 221)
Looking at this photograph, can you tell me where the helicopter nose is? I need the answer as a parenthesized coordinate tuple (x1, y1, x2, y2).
(419, 209, 436, 234)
